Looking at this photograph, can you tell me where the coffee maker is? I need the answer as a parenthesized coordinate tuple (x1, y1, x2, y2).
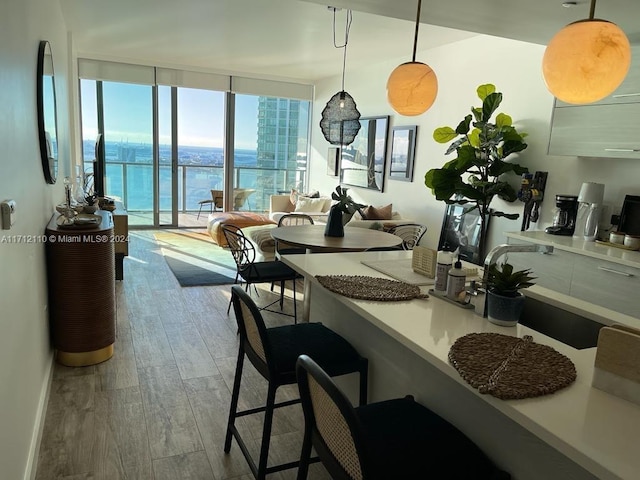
(545, 194, 578, 235)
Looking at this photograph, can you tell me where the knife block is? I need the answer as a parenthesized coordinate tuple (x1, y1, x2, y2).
(592, 324, 640, 406)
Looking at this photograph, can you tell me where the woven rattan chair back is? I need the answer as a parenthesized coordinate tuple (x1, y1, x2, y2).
(222, 224, 256, 272)
(297, 355, 365, 480)
(230, 286, 271, 374)
(387, 223, 427, 250)
(277, 213, 315, 227)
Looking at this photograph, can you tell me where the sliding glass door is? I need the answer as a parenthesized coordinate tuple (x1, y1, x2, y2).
(79, 62, 312, 229)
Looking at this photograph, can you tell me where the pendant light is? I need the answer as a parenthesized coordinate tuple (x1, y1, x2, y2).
(542, 0, 630, 104)
(320, 8, 361, 146)
(386, 0, 438, 116)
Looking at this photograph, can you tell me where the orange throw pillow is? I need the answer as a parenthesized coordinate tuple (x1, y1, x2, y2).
(363, 204, 392, 220)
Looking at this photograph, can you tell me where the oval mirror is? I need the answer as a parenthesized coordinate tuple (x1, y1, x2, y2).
(37, 40, 58, 184)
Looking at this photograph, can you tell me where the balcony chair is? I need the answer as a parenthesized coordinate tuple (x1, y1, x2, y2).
(225, 286, 369, 480)
(222, 224, 300, 322)
(275, 213, 315, 258)
(295, 354, 510, 480)
(197, 189, 223, 219)
(386, 223, 427, 250)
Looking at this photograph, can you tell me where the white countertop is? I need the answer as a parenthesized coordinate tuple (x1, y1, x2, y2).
(505, 230, 640, 269)
(283, 250, 640, 480)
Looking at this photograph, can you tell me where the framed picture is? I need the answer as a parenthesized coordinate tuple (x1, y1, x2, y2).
(340, 116, 390, 192)
(437, 203, 490, 265)
(389, 126, 417, 182)
(327, 147, 340, 176)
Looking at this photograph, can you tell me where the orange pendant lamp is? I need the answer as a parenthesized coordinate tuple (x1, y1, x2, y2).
(387, 0, 438, 116)
(542, 0, 630, 104)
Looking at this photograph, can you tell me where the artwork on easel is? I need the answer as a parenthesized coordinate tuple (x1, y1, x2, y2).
(327, 147, 339, 176)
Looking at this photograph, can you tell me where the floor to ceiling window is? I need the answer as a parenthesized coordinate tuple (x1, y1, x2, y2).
(78, 60, 312, 228)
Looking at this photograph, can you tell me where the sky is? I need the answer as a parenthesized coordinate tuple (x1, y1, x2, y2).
(80, 80, 260, 149)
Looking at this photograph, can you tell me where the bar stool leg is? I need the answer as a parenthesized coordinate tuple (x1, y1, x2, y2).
(257, 384, 278, 480)
(224, 348, 245, 452)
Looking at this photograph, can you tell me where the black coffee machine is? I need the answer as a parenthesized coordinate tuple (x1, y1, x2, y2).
(545, 194, 578, 235)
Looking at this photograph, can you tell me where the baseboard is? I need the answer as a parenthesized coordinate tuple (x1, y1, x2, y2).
(23, 351, 55, 480)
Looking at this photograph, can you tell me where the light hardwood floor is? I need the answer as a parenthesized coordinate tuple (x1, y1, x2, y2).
(35, 231, 330, 480)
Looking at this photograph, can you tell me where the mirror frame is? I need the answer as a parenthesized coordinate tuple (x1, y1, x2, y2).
(340, 115, 390, 192)
(37, 40, 59, 184)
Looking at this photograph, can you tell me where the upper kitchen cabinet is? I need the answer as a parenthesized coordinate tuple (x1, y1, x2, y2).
(548, 46, 640, 159)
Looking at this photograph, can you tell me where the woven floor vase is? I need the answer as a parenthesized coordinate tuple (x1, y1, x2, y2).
(487, 291, 525, 327)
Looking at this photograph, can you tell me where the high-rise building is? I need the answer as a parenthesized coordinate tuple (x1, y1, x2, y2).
(256, 97, 307, 171)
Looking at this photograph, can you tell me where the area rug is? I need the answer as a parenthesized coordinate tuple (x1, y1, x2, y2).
(154, 231, 237, 287)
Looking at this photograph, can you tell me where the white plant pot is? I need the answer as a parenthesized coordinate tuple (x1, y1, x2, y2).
(487, 291, 525, 327)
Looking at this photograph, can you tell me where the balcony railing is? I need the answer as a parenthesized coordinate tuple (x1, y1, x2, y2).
(95, 161, 305, 214)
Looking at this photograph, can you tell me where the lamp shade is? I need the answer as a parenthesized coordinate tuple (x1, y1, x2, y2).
(320, 91, 361, 146)
(578, 182, 605, 204)
(387, 61, 438, 116)
(542, 19, 631, 104)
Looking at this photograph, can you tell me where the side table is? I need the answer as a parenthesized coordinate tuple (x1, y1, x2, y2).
(45, 210, 116, 366)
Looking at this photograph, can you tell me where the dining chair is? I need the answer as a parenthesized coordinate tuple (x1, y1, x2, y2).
(222, 224, 300, 322)
(386, 223, 427, 250)
(225, 286, 368, 480)
(276, 213, 315, 258)
(197, 189, 223, 219)
(295, 354, 510, 480)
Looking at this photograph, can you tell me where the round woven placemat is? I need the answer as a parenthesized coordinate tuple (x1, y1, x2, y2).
(315, 275, 428, 301)
(449, 333, 577, 400)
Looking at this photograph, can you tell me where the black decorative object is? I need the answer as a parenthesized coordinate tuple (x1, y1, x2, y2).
(320, 92, 361, 146)
(320, 8, 361, 146)
(324, 205, 345, 238)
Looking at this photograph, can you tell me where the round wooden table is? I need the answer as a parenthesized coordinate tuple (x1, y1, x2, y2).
(270, 225, 402, 252)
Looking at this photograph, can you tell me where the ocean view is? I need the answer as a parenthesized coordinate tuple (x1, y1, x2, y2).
(81, 140, 297, 213)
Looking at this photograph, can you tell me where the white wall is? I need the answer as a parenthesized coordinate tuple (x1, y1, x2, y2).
(309, 34, 640, 253)
(0, 1, 70, 479)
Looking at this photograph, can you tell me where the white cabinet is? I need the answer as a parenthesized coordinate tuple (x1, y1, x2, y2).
(548, 103, 640, 158)
(505, 232, 640, 319)
(505, 242, 574, 295)
(570, 257, 640, 317)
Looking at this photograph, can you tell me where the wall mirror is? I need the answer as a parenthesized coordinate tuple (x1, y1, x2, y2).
(37, 40, 58, 184)
(340, 116, 389, 192)
(389, 126, 417, 182)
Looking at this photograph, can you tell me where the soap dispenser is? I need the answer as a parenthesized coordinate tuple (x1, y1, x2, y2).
(447, 256, 466, 301)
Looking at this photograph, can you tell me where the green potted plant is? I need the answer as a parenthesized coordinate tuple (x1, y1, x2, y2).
(325, 186, 366, 237)
(485, 262, 536, 326)
(425, 84, 529, 262)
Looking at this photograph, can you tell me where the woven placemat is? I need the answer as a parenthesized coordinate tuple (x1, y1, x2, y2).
(315, 275, 428, 301)
(449, 333, 577, 400)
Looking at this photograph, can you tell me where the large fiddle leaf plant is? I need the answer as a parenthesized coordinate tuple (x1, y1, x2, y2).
(425, 84, 529, 261)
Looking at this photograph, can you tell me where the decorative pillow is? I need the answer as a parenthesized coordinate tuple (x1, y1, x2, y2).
(363, 204, 393, 220)
(290, 188, 320, 205)
(294, 197, 326, 213)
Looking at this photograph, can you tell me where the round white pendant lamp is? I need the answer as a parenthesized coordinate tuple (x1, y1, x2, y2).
(387, 0, 438, 116)
(542, 0, 631, 104)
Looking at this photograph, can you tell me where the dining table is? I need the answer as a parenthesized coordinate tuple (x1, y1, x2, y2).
(270, 224, 402, 253)
(271, 224, 403, 320)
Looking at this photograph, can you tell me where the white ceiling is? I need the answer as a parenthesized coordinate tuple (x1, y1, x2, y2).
(60, 0, 640, 84)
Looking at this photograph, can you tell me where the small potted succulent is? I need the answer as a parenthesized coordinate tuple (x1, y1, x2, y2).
(325, 186, 366, 237)
(485, 262, 536, 326)
(83, 193, 99, 214)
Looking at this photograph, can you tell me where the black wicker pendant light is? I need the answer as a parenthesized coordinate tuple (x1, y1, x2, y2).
(320, 8, 361, 146)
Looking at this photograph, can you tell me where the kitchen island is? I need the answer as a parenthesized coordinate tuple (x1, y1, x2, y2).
(281, 250, 640, 480)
